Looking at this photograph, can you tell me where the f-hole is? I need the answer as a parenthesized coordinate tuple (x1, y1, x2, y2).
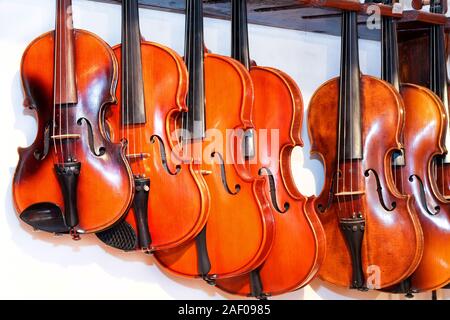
(211, 152, 241, 195)
(150, 135, 181, 175)
(317, 170, 339, 213)
(409, 174, 440, 215)
(77, 118, 106, 156)
(364, 169, 396, 211)
(34, 122, 51, 160)
(259, 167, 289, 213)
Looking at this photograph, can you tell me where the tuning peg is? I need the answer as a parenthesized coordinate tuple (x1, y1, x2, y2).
(411, 0, 430, 10)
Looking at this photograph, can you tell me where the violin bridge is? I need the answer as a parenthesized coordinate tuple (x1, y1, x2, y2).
(51, 134, 81, 140)
(126, 153, 150, 160)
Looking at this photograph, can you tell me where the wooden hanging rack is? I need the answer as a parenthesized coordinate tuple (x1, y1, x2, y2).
(87, 0, 449, 40)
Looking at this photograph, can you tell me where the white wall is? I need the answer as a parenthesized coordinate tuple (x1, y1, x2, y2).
(0, 0, 449, 300)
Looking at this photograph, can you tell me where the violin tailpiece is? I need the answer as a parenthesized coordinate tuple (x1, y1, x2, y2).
(339, 215, 367, 291)
(55, 162, 81, 229)
(133, 177, 152, 251)
(249, 269, 268, 300)
(195, 226, 213, 284)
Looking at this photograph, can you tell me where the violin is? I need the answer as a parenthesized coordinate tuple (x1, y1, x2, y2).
(13, 0, 134, 239)
(215, 0, 326, 299)
(96, 0, 209, 253)
(308, 7, 423, 289)
(396, 0, 450, 292)
(154, 0, 274, 283)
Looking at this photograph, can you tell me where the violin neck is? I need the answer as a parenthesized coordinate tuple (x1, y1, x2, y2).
(381, 15, 400, 91)
(54, 0, 77, 104)
(184, 0, 206, 140)
(122, 0, 146, 125)
(338, 11, 362, 161)
(231, 0, 251, 69)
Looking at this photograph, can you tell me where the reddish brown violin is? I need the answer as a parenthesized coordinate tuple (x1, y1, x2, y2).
(215, 0, 326, 299)
(13, 0, 134, 239)
(154, 0, 274, 283)
(96, 0, 209, 253)
(394, 0, 450, 292)
(308, 8, 423, 290)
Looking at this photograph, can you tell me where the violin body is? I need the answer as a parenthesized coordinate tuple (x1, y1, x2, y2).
(154, 53, 275, 279)
(14, 29, 134, 234)
(396, 84, 450, 291)
(396, 8, 450, 290)
(308, 76, 423, 288)
(101, 40, 209, 251)
(215, 66, 326, 297)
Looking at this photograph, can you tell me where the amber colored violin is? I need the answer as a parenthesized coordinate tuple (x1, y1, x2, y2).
(13, 0, 134, 239)
(394, 0, 450, 292)
(154, 0, 274, 283)
(215, 0, 326, 299)
(96, 0, 209, 253)
(308, 8, 423, 289)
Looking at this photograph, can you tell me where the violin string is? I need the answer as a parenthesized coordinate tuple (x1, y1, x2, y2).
(121, 2, 125, 159)
(130, 0, 138, 175)
(58, 1, 64, 163)
(66, 2, 70, 163)
(438, 31, 442, 197)
(125, 0, 131, 166)
(52, 1, 58, 161)
(70, 1, 77, 163)
(131, 0, 137, 172)
(349, 11, 356, 217)
(351, 12, 360, 217)
(336, 12, 346, 213)
(137, 0, 145, 176)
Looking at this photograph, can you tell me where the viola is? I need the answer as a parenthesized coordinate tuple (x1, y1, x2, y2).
(215, 0, 326, 299)
(308, 7, 423, 289)
(95, 0, 209, 253)
(397, 0, 450, 292)
(154, 0, 274, 283)
(13, 0, 134, 239)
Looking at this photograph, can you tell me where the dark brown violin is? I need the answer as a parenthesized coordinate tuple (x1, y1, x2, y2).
(215, 0, 326, 299)
(395, 0, 450, 292)
(308, 7, 423, 290)
(154, 0, 274, 283)
(96, 0, 209, 253)
(13, 0, 134, 239)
